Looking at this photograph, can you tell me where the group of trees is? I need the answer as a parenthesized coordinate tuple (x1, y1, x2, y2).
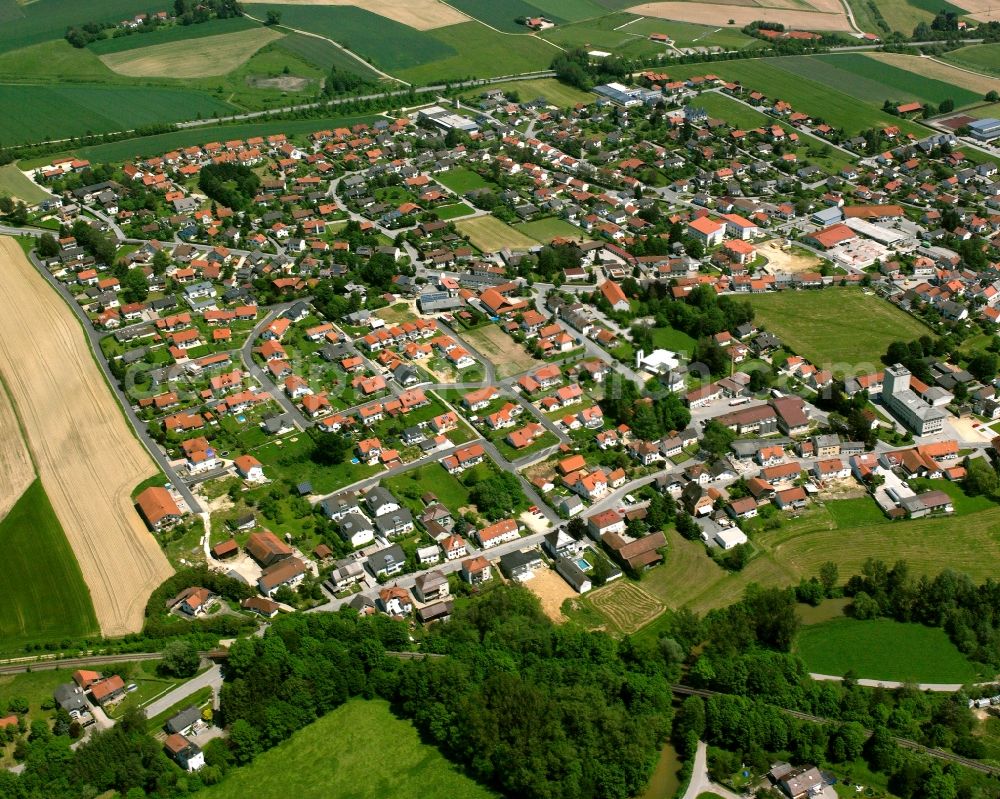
(324, 65, 374, 97)
(845, 558, 1000, 670)
(219, 586, 677, 799)
(198, 162, 260, 212)
(551, 49, 629, 92)
(468, 470, 525, 520)
(599, 375, 691, 441)
(66, 0, 243, 47)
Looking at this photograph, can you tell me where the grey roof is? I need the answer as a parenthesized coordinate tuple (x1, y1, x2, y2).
(166, 705, 202, 734)
(367, 544, 406, 573)
(499, 548, 542, 575)
(339, 511, 373, 537)
(375, 508, 414, 534)
(54, 683, 87, 712)
(555, 555, 590, 591)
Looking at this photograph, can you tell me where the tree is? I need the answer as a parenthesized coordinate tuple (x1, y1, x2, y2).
(37, 233, 59, 258)
(151, 249, 171, 276)
(700, 420, 735, 459)
(938, 98, 955, 114)
(265, 9, 281, 24)
(967, 351, 998, 382)
(159, 639, 200, 678)
(228, 718, 262, 764)
(987, 90, 1000, 102)
(963, 458, 998, 497)
(121, 268, 149, 304)
(311, 433, 349, 466)
(819, 561, 839, 595)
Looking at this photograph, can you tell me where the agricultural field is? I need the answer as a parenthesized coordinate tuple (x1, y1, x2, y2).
(457, 215, 539, 252)
(625, 1, 855, 32)
(271, 31, 385, 79)
(941, 42, 1000, 77)
(0, 238, 172, 638)
(0, 39, 118, 82)
(796, 617, 982, 683)
(0, 378, 33, 522)
(461, 325, 542, 378)
(244, 3, 455, 72)
(448, 0, 610, 30)
(869, 0, 967, 33)
(253, 0, 471, 30)
(0, 83, 236, 145)
(0, 0, 156, 54)
(514, 217, 593, 244)
(395, 23, 558, 84)
(199, 699, 498, 799)
(745, 288, 930, 369)
(87, 15, 261, 54)
(99, 26, 283, 78)
(865, 52, 998, 99)
(668, 61, 930, 136)
(0, 480, 99, 651)
(539, 13, 670, 57)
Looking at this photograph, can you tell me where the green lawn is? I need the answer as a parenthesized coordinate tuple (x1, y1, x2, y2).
(0, 163, 50, 204)
(0, 480, 99, 651)
(434, 202, 476, 221)
(199, 699, 497, 799)
(796, 617, 981, 683)
(468, 77, 594, 108)
(437, 168, 497, 194)
(650, 325, 697, 355)
(824, 496, 887, 528)
(745, 288, 929, 370)
(385, 461, 493, 517)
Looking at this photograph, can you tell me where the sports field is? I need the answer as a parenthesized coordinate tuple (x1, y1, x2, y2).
(0, 238, 172, 637)
(515, 217, 593, 244)
(0, 480, 100, 650)
(457, 216, 538, 252)
(199, 699, 497, 799)
(745, 288, 929, 370)
(796, 618, 981, 683)
(0, 83, 235, 145)
(100, 27, 283, 78)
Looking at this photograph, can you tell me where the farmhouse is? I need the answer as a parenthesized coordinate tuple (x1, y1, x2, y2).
(135, 486, 182, 530)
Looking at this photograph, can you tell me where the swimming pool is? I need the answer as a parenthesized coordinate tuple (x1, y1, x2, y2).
(575, 557, 592, 571)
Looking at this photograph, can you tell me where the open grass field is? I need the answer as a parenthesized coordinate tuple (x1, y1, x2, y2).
(0, 480, 99, 649)
(434, 202, 476, 220)
(745, 288, 929, 370)
(254, 0, 470, 30)
(245, 3, 454, 71)
(87, 16, 261, 54)
(24, 112, 381, 165)
(515, 216, 593, 244)
(0, 82, 236, 145)
(0, 163, 50, 205)
(589, 580, 666, 633)
(0, 238, 172, 637)
(396, 22, 559, 84)
(99, 26, 283, 78)
(457, 215, 539, 252)
(668, 61, 930, 136)
(941, 43, 1000, 77)
(199, 698, 497, 799)
(539, 13, 670, 57)
(619, 16, 760, 49)
(271, 31, 385, 79)
(467, 77, 594, 108)
(461, 325, 542, 378)
(0, 377, 34, 521)
(650, 324, 697, 354)
(0, 39, 118, 82)
(436, 168, 497, 194)
(796, 617, 981, 683)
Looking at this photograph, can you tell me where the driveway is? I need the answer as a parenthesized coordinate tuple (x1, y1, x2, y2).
(683, 741, 743, 799)
(143, 665, 223, 719)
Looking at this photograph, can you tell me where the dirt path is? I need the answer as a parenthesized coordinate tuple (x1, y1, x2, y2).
(0, 239, 172, 637)
(0, 377, 35, 522)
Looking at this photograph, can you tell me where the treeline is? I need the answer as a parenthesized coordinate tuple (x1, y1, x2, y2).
(219, 585, 676, 799)
(846, 559, 1000, 670)
(197, 162, 260, 212)
(551, 49, 629, 92)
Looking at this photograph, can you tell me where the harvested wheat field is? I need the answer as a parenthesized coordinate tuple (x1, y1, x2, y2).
(867, 52, 999, 97)
(628, 2, 853, 31)
(0, 379, 34, 522)
(0, 238, 172, 637)
(101, 27, 283, 78)
(257, 0, 469, 29)
(525, 568, 577, 622)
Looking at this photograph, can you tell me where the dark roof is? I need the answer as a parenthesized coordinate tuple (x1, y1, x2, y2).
(165, 705, 202, 734)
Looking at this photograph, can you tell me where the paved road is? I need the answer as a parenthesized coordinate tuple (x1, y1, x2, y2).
(20, 246, 202, 513)
(809, 673, 969, 692)
(143, 664, 223, 719)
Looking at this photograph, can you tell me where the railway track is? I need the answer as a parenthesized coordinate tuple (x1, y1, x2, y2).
(671, 685, 1000, 777)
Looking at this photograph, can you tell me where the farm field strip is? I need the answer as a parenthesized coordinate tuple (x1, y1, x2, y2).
(811, 53, 981, 107)
(0, 377, 34, 522)
(100, 27, 284, 78)
(249, 0, 471, 30)
(0, 238, 172, 637)
(869, 51, 1000, 97)
(624, 2, 854, 31)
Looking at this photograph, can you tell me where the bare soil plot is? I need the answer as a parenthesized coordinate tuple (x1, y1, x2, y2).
(0, 239, 172, 637)
(256, 0, 469, 29)
(461, 325, 541, 379)
(0, 379, 34, 522)
(627, 2, 853, 30)
(867, 52, 1000, 97)
(100, 27, 283, 78)
(589, 580, 666, 633)
(758, 238, 822, 274)
(525, 567, 576, 622)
